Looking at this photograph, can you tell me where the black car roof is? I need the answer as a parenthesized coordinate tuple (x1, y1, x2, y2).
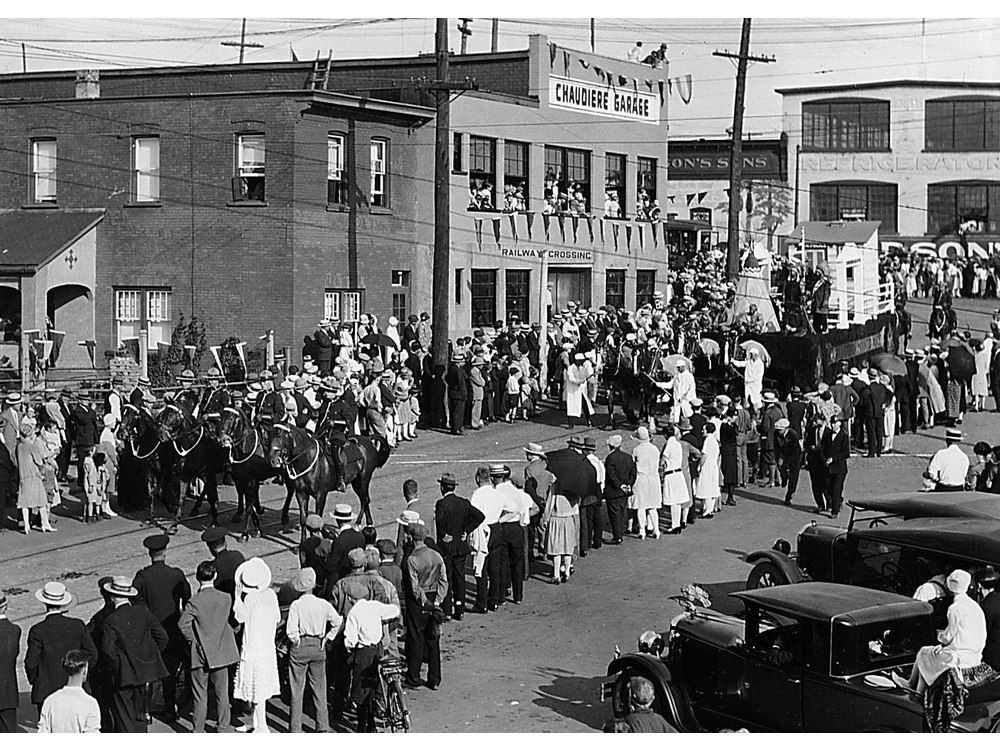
(732, 583, 933, 626)
(850, 517, 1000, 564)
(849, 492, 1000, 521)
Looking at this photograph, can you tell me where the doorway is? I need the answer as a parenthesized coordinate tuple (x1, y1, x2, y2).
(548, 267, 592, 311)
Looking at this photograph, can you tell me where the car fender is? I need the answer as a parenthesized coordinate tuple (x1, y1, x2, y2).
(606, 654, 701, 732)
(745, 550, 806, 584)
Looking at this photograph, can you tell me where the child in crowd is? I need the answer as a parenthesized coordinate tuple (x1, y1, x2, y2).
(82, 447, 100, 523)
(505, 366, 522, 422)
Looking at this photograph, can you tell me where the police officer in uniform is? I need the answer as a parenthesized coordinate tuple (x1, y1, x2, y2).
(132, 534, 191, 722)
(201, 527, 245, 600)
(128, 376, 152, 409)
(315, 378, 353, 493)
(434, 473, 484, 621)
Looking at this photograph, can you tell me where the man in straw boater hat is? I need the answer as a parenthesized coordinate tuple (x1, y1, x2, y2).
(98, 576, 168, 732)
(25, 582, 97, 714)
(434, 472, 484, 622)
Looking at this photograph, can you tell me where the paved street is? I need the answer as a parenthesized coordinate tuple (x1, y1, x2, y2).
(1, 296, 997, 732)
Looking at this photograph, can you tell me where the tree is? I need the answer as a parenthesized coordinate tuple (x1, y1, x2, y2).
(748, 180, 794, 252)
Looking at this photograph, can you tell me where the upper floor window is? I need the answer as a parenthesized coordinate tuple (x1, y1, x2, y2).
(468, 136, 496, 211)
(452, 132, 464, 173)
(503, 140, 528, 213)
(131, 136, 160, 203)
(927, 181, 1000, 235)
(31, 139, 57, 204)
(802, 99, 890, 152)
(370, 138, 388, 208)
(328, 134, 346, 205)
(636, 156, 659, 220)
(925, 98, 1000, 152)
(810, 181, 898, 234)
(544, 145, 590, 215)
(604, 153, 626, 218)
(234, 134, 265, 202)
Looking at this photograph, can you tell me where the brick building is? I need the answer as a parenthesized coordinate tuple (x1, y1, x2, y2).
(0, 34, 672, 368)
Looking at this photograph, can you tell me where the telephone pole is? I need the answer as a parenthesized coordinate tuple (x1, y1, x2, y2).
(431, 19, 478, 368)
(221, 18, 263, 63)
(714, 20, 774, 280)
(457, 18, 473, 55)
(491, 18, 499, 52)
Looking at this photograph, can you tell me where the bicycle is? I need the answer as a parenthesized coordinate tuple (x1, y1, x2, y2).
(376, 655, 410, 732)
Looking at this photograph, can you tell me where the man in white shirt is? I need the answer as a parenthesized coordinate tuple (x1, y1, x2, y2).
(732, 349, 765, 410)
(495, 466, 535, 605)
(37, 650, 100, 733)
(344, 598, 400, 733)
(923, 428, 970, 492)
(470, 466, 505, 614)
(669, 360, 696, 427)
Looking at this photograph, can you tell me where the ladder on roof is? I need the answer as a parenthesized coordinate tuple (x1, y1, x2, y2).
(309, 49, 333, 90)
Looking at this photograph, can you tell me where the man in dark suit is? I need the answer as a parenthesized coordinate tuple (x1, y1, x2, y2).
(866, 368, 887, 458)
(0, 594, 20, 733)
(314, 320, 334, 374)
(87, 576, 118, 731)
(822, 414, 850, 518)
(525, 323, 542, 370)
(803, 414, 828, 514)
(979, 569, 1000, 671)
(132, 534, 191, 722)
(445, 354, 469, 436)
(774, 419, 803, 507)
(435, 473, 485, 621)
(784, 386, 808, 437)
(603, 434, 636, 544)
(100, 577, 168, 733)
(24, 582, 97, 714)
(179, 561, 239, 733)
(323, 504, 366, 597)
(69, 396, 100, 489)
(201, 527, 245, 600)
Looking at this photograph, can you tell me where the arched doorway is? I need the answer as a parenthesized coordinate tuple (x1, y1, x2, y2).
(47, 284, 93, 368)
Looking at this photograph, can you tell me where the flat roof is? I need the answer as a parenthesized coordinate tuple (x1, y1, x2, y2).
(732, 582, 932, 626)
(776, 79, 1000, 96)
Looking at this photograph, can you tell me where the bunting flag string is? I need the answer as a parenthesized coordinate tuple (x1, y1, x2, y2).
(525, 211, 535, 240)
(492, 217, 502, 246)
(645, 79, 653, 90)
(618, 75, 628, 86)
(474, 218, 483, 251)
(508, 213, 518, 243)
(542, 214, 551, 241)
(632, 79, 638, 94)
(594, 65, 603, 79)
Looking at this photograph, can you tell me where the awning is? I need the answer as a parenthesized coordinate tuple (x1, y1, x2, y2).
(0, 208, 105, 272)
(791, 220, 879, 246)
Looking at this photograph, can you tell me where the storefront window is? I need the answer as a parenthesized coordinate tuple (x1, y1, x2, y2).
(471, 269, 497, 327)
(927, 181, 1000, 235)
(926, 99, 1000, 152)
(636, 270, 656, 309)
(802, 100, 890, 152)
(503, 141, 528, 212)
(505, 269, 530, 324)
(606, 269, 626, 309)
(810, 181, 897, 233)
(544, 145, 590, 215)
(469, 136, 496, 211)
(605, 153, 626, 218)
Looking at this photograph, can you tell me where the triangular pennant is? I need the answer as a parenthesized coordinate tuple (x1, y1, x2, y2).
(687, 193, 696, 206)
(210, 345, 224, 374)
(594, 65, 603, 79)
(633, 79, 638, 94)
(638, 224, 644, 250)
(652, 225, 658, 248)
(698, 191, 708, 203)
(667, 78, 673, 95)
(525, 211, 535, 239)
(599, 218, 605, 244)
(625, 224, 633, 250)
(557, 213, 566, 242)
(586, 215, 594, 243)
(563, 50, 571, 77)
(618, 75, 628, 86)
(80, 339, 97, 367)
(677, 74, 693, 104)
(571, 215, 579, 243)
(667, 194, 676, 203)
(549, 43, 557, 67)
(475, 217, 483, 251)
(579, 58, 589, 69)
(121, 337, 140, 364)
(662, 222, 669, 245)
(508, 213, 518, 242)
(542, 213, 551, 241)
(235, 341, 248, 375)
(48, 329, 65, 366)
(492, 217, 502, 246)
(612, 222, 620, 251)
(645, 79, 653, 89)
(33, 339, 53, 363)
(657, 80, 665, 106)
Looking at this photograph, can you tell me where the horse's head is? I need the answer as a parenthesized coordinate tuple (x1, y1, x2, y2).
(215, 406, 245, 449)
(158, 398, 194, 442)
(268, 421, 293, 469)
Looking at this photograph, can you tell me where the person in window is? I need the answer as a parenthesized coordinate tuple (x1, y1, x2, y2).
(604, 190, 621, 219)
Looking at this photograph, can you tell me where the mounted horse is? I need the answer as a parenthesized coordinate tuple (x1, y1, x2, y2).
(116, 403, 166, 520)
(268, 421, 389, 544)
(601, 343, 663, 427)
(157, 389, 224, 533)
(214, 406, 294, 541)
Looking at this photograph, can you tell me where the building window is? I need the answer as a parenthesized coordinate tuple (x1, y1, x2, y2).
(471, 269, 497, 328)
(323, 291, 340, 322)
(468, 136, 496, 211)
(391, 270, 410, 321)
(636, 157, 658, 219)
(131, 136, 160, 203)
(234, 134, 265, 201)
(370, 139, 388, 208)
(810, 181, 898, 233)
(31, 139, 57, 204)
(606, 269, 626, 309)
(503, 141, 528, 212)
(802, 99, 890, 152)
(328, 134, 346, 205)
(452, 132, 464, 173)
(927, 182, 1000, 235)
(925, 99, 1000, 152)
(605, 153, 626, 218)
(505, 269, 530, 324)
(325, 289, 362, 322)
(544, 145, 590, 215)
(115, 288, 172, 348)
(455, 268, 463, 305)
(635, 270, 656, 309)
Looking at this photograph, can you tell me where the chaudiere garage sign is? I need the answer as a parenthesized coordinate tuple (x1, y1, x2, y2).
(548, 75, 659, 124)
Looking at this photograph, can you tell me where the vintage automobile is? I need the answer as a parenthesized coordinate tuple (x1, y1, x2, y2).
(744, 493, 1000, 600)
(602, 582, 1000, 732)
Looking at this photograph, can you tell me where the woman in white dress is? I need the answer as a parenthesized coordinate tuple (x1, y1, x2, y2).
(630, 426, 662, 539)
(693, 422, 722, 518)
(233, 557, 281, 732)
(973, 339, 992, 411)
(659, 423, 690, 534)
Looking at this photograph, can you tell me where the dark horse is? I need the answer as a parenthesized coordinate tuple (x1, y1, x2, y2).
(268, 422, 390, 544)
(157, 390, 224, 534)
(214, 406, 294, 542)
(117, 403, 167, 520)
(601, 344, 664, 427)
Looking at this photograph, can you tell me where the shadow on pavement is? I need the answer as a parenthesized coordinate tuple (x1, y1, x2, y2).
(532, 667, 608, 730)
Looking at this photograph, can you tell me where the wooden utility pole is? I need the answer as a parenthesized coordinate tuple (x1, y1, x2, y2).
(457, 18, 473, 55)
(221, 18, 263, 63)
(21, 43, 26, 73)
(491, 19, 499, 52)
(590, 19, 596, 52)
(714, 20, 774, 280)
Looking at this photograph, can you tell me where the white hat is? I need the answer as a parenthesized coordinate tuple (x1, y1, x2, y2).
(35, 581, 74, 608)
(947, 569, 972, 594)
(103, 413, 116, 427)
(388, 316, 398, 326)
(238, 558, 272, 590)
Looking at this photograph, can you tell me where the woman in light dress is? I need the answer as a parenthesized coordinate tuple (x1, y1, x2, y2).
(630, 426, 662, 539)
(17, 421, 55, 534)
(659, 423, 690, 534)
(693, 422, 722, 518)
(233, 557, 280, 733)
(541, 477, 580, 584)
(972, 338, 993, 412)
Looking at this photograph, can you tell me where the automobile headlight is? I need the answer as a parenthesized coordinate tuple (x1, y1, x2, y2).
(637, 630, 664, 656)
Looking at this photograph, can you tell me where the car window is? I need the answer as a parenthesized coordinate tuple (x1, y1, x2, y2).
(851, 539, 909, 595)
(748, 619, 801, 670)
(830, 617, 935, 677)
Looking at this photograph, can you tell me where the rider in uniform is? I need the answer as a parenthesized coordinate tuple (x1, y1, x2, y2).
(128, 375, 152, 408)
(292, 377, 313, 430)
(199, 367, 231, 423)
(315, 377, 356, 493)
